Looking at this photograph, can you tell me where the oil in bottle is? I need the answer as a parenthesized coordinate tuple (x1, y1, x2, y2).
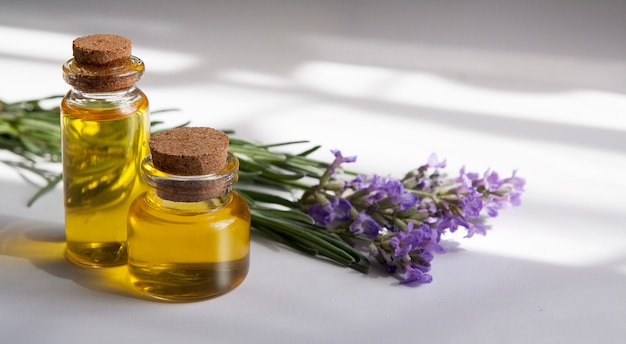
(127, 127, 251, 302)
(61, 34, 150, 267)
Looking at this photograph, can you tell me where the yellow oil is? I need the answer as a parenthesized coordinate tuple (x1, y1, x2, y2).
(61, 91, 149, 267)
(127, 191, 250, 301)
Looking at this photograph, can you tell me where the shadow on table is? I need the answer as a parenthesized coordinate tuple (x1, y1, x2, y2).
(0, 216, 145, 300)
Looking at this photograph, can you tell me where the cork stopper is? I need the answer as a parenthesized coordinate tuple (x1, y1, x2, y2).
(63, 33, 143, 92)
(73, 34, 132, 66)
(149, 127, 231, 202)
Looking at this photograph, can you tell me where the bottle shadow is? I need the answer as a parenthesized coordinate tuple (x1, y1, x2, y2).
(0, 216, 148, 301)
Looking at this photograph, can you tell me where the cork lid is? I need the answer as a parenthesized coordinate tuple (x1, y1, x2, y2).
(149, 127, 231, 202)
(150, 127, 229, 175)
(73, 34, 132, 66)
(63, 33, 143, 92)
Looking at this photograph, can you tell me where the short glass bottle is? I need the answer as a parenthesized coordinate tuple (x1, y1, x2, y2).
(61, 34, 150, 267)
(127, 153, 251, 302)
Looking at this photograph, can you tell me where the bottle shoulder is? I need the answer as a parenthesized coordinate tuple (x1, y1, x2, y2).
(130, 191, 251, 223)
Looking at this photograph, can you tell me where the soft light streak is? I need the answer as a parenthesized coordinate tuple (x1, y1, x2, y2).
(291, 61, 626, 132)
(0, 26, 74, 62)
(0, 26, 200, 74)
(216, 70, 294, 89)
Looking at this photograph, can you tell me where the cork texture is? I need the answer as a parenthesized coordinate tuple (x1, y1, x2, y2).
(150, 127, 229, 176)
(64, 68, 141, 92)
(149, 127, 231, 202)
(73, 34, 132, 66)
(65, 33, 142, 92)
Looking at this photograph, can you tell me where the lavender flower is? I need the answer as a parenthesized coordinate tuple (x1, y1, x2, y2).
(349, 212, 381, 239)
(461, 188, 484, 218)
(401, 263, 433, 284)
(301, 150, 525, 285)
(427, 153, 447, 168)
(306, 196, 352, 229)
(389, 222, 423, 259)
(329, 149, 357, 176)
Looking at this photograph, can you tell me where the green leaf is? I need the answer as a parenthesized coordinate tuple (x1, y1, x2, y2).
(237, 188, 300, 209)
(250, 209, 370, 273)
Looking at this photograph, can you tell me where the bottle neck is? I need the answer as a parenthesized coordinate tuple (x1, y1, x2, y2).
(145, 189, 234, 213)
(66, 86, 142, 106)
(141, 153, 240, 213)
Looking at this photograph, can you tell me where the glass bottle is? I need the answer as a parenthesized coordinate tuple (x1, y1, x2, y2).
(127, 127, 250, 302)
(61, 34, 150, 267)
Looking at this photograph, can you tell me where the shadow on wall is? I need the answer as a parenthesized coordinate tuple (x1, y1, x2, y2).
(0, 0, 624, 93)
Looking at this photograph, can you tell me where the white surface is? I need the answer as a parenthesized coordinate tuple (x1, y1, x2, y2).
(1, 1, 625, 343)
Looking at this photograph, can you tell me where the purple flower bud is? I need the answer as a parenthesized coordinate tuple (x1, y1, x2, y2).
(508, 191, 523, 207)
(389, 222, 423, 258)
(465, 222, 487, 238)
(436, 213, 470, 233)
(461, 189, 484, 218)
(306, 203, 333, 226)
(484, 195, 500, 217)
(504, 170, 526, 191)
(349, 212, 381, 239)
(401, 263, 433, 284)
(329, 149, 357, 176)
(427, 153, 447, 168)
(305, 196, 353, 229)
(327, 197, 353, 229)
(483, 169, 503, 192)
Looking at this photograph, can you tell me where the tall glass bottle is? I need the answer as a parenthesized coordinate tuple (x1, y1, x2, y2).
(61, 34, 150, 267)
(127, 127, 251, 302)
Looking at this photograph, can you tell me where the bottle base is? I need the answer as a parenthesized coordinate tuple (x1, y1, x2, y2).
(128, 255, 249, 302)
(65, 241, 128, 268)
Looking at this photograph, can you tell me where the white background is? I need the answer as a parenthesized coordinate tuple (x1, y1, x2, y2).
(1, 1, 625, 343)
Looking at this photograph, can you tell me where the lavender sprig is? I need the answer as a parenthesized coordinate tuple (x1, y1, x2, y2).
(300, 151, 525, 284)
(2, 95, 525, 284)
